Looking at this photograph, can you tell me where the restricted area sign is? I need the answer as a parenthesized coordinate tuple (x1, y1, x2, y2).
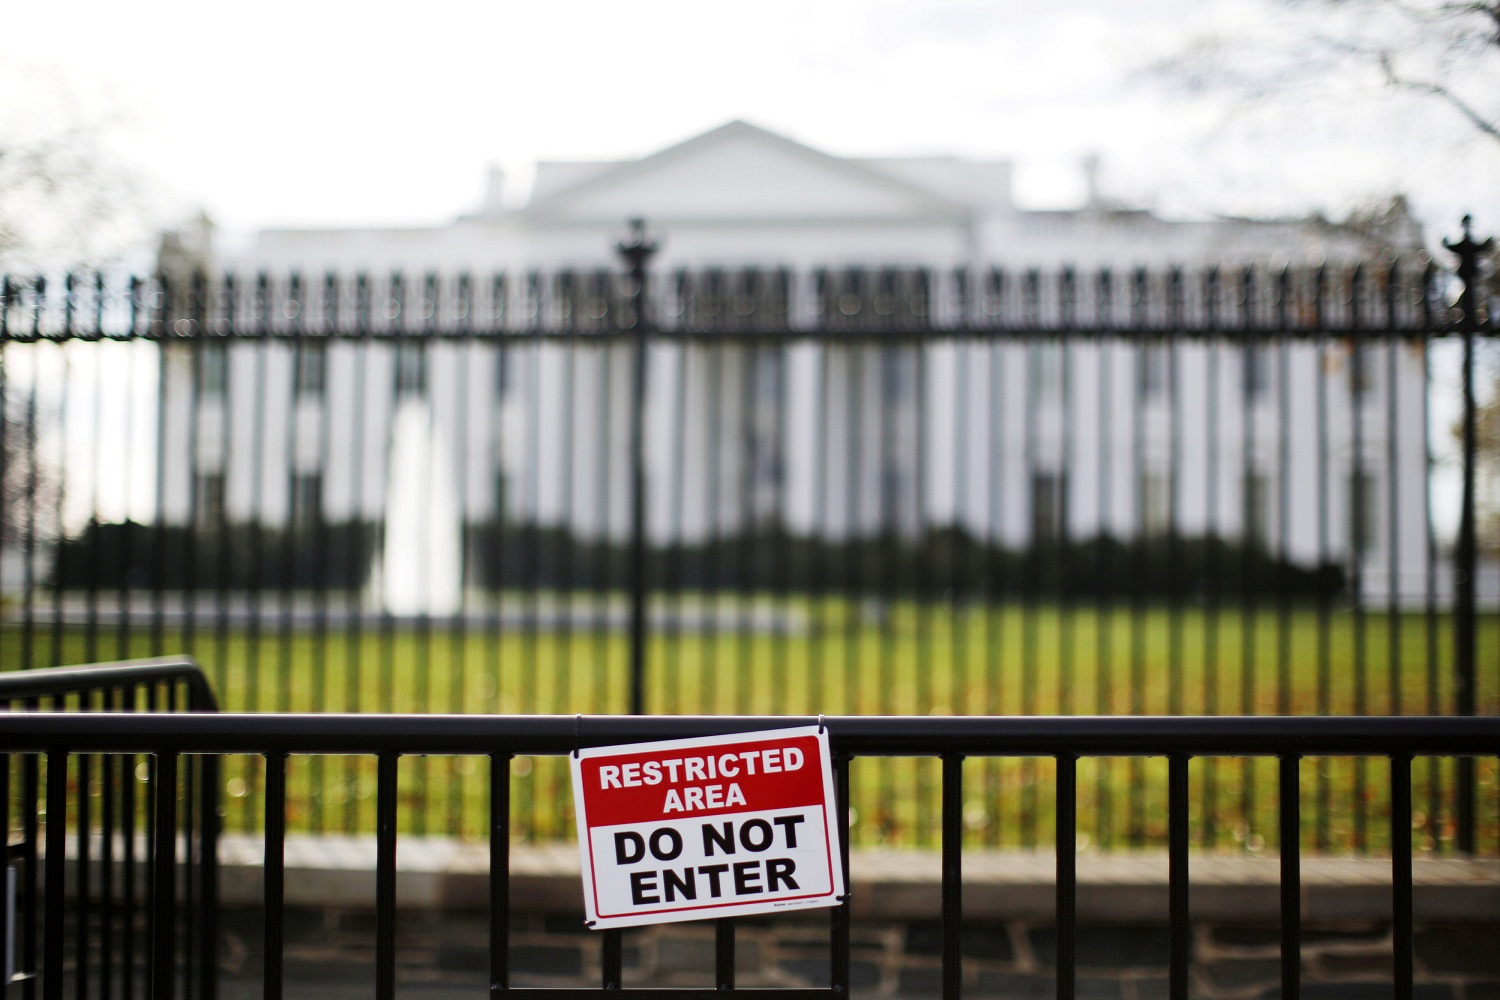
(570, 725, 844, 929)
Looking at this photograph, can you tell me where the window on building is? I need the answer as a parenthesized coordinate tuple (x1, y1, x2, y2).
(195, 472, 226, 531)
(395, 341, 427, 396)
(197, 343, 227, 398)
(881, 346, 914, 405)
(746, 347, 786, 527)
(1348, 341, 1375, 397)
(1137, 342, 1170, 400)
(1349, 469, 1378, 557)
(881, 466, 910, 534)
(496, 345, 514, 399)
(1032, 471, 1068, 544)
(1243, 470, 1271, 549)
(1138, 471, 1171, 538)
(1242, 342, 1271, 400)
(1030, 340, 1063, 403)
(495, 471, 510, 522)
(290, 472, 323, 529)
(752, 347, 784, 408)
(294, 342, 326, 398)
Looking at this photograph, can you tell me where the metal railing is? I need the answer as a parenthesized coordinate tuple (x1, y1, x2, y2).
(0, 225, 1496, 851)
(0, 659, 220, 1000)
(1, 713, 1497, 1000)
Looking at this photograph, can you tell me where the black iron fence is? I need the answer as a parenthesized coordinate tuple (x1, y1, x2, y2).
(1, 712, 1497, 1000)
(0, 224, 1496, 850)
(0, 658, 220, 1000)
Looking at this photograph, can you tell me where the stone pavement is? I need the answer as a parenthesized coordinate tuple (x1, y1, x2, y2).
(217, 833, 1500, 923)
(208, 834, 1500, 1000)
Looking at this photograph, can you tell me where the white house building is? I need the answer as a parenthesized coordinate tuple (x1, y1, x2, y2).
(167, 120, 1431, 612)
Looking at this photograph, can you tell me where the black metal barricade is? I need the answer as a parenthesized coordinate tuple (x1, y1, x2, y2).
(1, 712, 1496, 1000)
(0, 659, 220, 1000)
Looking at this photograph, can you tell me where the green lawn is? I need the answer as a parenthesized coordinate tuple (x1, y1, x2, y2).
(5, 594, 1498, 854)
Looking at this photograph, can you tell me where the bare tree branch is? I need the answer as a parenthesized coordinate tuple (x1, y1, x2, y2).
(1379, 51, 1500, 140)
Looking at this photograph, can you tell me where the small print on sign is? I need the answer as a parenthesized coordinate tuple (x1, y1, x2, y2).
(570, 726, 845, 929)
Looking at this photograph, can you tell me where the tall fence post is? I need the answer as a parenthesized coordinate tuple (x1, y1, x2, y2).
(1443, 215, 1493, 854)
(617, 219, 659, 716)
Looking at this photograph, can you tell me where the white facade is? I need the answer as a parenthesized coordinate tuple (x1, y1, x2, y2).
(187, 121, 1431, 607)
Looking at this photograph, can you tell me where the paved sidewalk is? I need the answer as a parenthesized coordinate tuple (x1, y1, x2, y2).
(218, 833, 1500, 922)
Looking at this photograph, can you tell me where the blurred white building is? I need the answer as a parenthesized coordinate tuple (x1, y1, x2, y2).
(166, 120, 1430, 609)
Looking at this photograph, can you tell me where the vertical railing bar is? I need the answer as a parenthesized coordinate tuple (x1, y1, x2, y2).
(1201, 272, 1225, 848)
(343, 275, 370, 831)
(736, 331, 756, 718)
(490, 753, 511, 997)
(1020, 283, 1039, 848)
(665, 291, 690, 718)
(1391, 754, 1413, 1000)
(1314, 273, 1332, 851)
(1350, 267, 1369, 855)
(1417, 271, 1441, 850)
(1239, 310, 1259, 847)
(263, 752, 287, 1000)
(1278, 754, 1301, 1000)
(41, 752, 65, 1000)
(1128, 270, 1147, 849)
(1055, 754, 1077, 1000)
(85, 276, 112, 663)
(150, 278, 170, 657)
(1168, 753, 1190, 1000)
(49, 337, 70, 674)
(1385, 267, 1402, 717)
(949, 272, 969, 719)
(830, 751, 851, 994)
(595, 271, 618, 720)
(498, 277, 521, 715)
(601, 929, 623, 990)
(21, 747, 37, 1000)
(200, 751, 220, 1000)
(941, 754, 962, 1000)
(99, 699, 118, 1000)
(0, 749, 9, 1000)
(214, 276, 236, 716)
(619, 227, 657, 718)
(449, 278, 474, 833)
(121, 735, 136, 1000)
(1165, 271, 1182, 718)
(1057, 271, 1076, 722)
(375, 753, 399, 1000)
(1093, 276, 1112, 850)
(74, 750, 89, 1000)
(1276, 268, 1294, 717)
(180, 752, 196, 1000)
(1447, 220, 1484, 855)
(714, 919, 736, 991)
(150, 750, 178, 1000)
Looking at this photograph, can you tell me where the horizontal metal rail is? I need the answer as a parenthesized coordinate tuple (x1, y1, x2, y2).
(2, 712, 1496, 756)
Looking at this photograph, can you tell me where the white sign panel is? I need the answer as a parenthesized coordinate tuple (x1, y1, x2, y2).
(570, 725, 845, 929)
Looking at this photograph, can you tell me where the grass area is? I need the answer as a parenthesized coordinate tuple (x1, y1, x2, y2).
(6, 594, 1498, 854)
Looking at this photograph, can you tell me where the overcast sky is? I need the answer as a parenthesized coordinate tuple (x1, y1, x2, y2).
(4, 0, 1497, 247)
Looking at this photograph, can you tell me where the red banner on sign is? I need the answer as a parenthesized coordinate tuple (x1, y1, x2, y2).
(577, 733, 824, 827)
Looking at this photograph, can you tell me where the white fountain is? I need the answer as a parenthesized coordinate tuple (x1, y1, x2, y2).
(374, 398, 463, 617)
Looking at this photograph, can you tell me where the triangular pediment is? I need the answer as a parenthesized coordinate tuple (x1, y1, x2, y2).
(523, 121, 964, 225)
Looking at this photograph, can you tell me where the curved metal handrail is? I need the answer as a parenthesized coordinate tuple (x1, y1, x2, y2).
(0, 656, 219, 711)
